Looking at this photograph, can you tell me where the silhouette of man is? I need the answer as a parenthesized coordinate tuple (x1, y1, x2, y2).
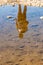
(16, 5, 28, 38)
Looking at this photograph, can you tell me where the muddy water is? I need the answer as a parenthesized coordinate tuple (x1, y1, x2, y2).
(0, 5, 43, 65)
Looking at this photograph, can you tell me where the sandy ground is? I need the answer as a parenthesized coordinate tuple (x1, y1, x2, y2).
(0, 0, 43, 7)
(0, 19, 43, 65)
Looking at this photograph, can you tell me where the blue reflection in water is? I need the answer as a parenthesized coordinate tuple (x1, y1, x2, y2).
(0, 5, 43, 38)
(0, 5, 43, 19)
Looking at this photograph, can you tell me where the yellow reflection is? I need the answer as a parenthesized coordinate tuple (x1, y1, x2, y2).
(16, 5, 29, 38)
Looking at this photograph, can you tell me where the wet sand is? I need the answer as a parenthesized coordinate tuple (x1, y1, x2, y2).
(0, 5, 43, 65)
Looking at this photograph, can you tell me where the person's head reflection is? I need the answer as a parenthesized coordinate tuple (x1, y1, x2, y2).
(16, 5, 28, 39)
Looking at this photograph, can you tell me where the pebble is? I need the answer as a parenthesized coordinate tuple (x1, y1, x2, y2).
(40, 16, 43, 20)
(20, 45, 24, 48)
(7, 16, 13, 19)
(15, 64, 19, 65)
(19, 59, 23, 61)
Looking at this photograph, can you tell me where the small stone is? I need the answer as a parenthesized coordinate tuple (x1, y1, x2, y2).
(17, 54, 21, 57)
(19, 59, 23, 61)
(10, 3, 15, 7)
(20, 45, 24, 48)
(15, 64, 19, 65)
(7, 16, 13, 19)
(40, 16, 43, 20)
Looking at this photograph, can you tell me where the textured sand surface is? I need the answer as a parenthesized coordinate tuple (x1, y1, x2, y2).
(0, 0, 43, 7)
(0, 18, 43, 65)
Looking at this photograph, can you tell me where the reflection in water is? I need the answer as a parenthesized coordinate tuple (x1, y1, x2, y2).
(16, 5, 29, 38)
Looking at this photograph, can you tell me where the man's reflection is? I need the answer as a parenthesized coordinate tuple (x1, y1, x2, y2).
(16, 5, 29, 38)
